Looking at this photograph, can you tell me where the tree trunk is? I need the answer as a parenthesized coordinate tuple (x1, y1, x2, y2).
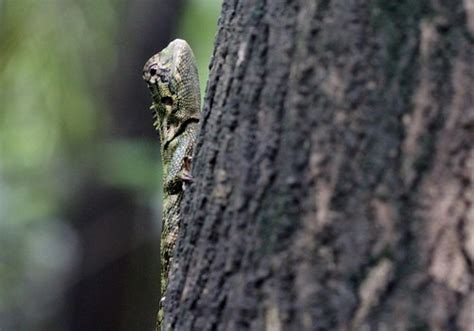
(166, 0, 474, 330)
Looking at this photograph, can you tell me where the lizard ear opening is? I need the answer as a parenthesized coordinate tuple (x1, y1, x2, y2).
(161, 96, 173, 106)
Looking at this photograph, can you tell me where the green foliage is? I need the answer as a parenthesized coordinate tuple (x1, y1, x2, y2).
(0, 2, 124, 327)
(0, 0, 121, 223)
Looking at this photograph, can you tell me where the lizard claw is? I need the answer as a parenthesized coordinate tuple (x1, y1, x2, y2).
(181, 156, 194, 191)
(181, 173, 194, 191)
(183, 156, 192, 171)
(180, 173, 194, 183)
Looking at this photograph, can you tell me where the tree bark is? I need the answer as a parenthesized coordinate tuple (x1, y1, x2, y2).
(166, 0, 474, 330)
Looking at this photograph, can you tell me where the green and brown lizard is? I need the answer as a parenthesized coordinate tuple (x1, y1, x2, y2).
(142, 39, 201, 330)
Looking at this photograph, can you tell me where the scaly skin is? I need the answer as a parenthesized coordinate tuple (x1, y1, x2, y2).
(142, 39, 201, 330)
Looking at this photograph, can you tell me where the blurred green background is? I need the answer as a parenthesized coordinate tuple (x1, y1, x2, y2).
(0, 0, 221, 329)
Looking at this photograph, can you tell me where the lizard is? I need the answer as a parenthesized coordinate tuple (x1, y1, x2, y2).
(142, 39, 201, 330)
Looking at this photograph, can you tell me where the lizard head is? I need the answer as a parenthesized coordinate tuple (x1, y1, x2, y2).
(143, 39, 201, 146)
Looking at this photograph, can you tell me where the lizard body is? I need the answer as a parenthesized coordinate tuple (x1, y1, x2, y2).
(142, 39, 201, 330)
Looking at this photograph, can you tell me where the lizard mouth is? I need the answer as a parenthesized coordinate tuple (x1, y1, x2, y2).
(163, 117, 199, 151)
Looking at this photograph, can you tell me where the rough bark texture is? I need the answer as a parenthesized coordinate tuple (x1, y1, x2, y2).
(167, 0, 474, 330)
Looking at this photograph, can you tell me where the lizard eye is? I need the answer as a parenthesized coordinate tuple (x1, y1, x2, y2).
(161, 96, 173, 106)
(149, 65, 158, 76)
